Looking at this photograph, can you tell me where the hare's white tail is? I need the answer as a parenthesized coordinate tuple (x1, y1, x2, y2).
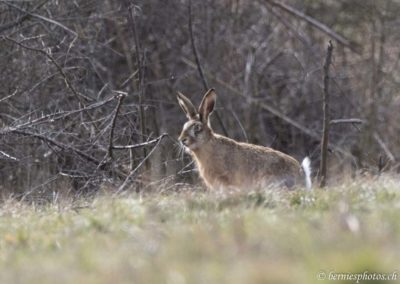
(301, 157, 312, 190)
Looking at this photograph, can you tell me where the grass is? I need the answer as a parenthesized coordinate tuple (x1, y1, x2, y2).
(1, 176, 400, 284)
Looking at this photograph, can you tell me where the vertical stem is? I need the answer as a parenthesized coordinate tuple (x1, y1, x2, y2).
(319, 40, 333, 188)
(188, 0, 229, 137)
(127, 3, 147, 170)
(108, 94, 126, 159)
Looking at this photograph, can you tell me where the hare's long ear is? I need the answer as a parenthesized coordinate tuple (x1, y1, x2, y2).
(198, 89, 216, 124)
(177, 92, 198, 120)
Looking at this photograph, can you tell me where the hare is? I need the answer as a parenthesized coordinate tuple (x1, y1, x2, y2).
(177, 89, 312, 191)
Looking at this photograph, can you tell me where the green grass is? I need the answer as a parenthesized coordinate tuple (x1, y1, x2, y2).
(1, 176, 400, 284)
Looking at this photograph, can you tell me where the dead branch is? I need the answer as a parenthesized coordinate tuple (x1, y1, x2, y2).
(330, 118, 364, 125)
(126, 2, 148, 170)
(373, 132, 396, 162)
(0, 89, 18, 103)
(188, 0, 229, 137)
(0, 150, 19, 161)
(188, 0, 208, 91)
(3, 96, 115, 131)
(9, 129, 100, 165)
(108, 94, 126, 159)
(2, 36, 90, 103)
(3, 1, 77, 36)
(264, 0, 360, 54)
(112, 133, 168, 150)
(115, 134, 167, 193)
(0, 0, 49, 34)
(319, 41, 334, 188)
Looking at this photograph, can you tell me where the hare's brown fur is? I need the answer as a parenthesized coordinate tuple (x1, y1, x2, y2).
(177, 89, 310, 190)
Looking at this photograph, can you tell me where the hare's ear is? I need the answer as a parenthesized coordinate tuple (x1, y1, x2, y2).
(198, 89, 216, 124)
(177, 92, 198, 120)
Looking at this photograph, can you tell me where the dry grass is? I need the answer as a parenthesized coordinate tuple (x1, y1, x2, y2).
(0, 176, 400, 284)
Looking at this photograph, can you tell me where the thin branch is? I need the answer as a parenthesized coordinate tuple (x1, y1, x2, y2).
(264, 0, 360, 54)
(188, 0, 229, 137)
(229, 109, 248, 142)
(188, 0, 208, 91)
(0, 0, 49, 34)
(319, 41, 334, 188)
(3, 96, 115, 131)
(10, 129, 100, 165)
(113, 133, 168, 150)
(107, 94, 126, 159)
(0, 89, 18, 103)
(330, 118, 364, 125)
(2, 36, 89, 103)
(2, 36, 102, 133)
(0, 150, 19, 161)
(126, 2, 147, 169)
(115, 134, 166, 194)
(373, 132, 396, 162)
(3, 1, 77, 36)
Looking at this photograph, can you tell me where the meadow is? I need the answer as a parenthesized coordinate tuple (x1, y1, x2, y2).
(1, 176, 399, 284)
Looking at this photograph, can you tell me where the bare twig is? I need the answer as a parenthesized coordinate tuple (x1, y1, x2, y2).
(107, 94, 126, 159)
(330, 118, 364, 125)
(0, 89, 18, 103)
(115, 134, 167, 194)
(0, 150, 19, 161)
(373, 132, 396, 162)
(188, 0, 228, 137)
(319, 41, 333, 188)
(2, 36, 102, 134)
(10, 129, 100, 165)
(126, 2, 147, 169)
(3, 1, 77, 36)
(2, 36, 90, 103)
(0, 0, 49, 34)
(188, 0, 208, 91)
(264, 0, 360, 54)
(229, 109, 248, 142)
(113, 133, 168, 150)
(2, 96, 115, 131)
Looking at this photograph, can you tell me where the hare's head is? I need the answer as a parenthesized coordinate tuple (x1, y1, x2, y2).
(177, 89, 216, 150)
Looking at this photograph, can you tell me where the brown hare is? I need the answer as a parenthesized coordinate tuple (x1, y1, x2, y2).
(177, 88, 312, 191)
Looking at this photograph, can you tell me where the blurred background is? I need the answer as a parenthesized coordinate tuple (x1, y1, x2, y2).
(0, 0, 399, 198)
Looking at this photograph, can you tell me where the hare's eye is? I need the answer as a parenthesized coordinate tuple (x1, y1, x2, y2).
(194, 124, 202, 134)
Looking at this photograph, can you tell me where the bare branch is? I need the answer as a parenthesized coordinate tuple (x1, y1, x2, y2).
(0, 89, 18, 103)
(0, 150, 19, 161)
(107, 94, 126, 159)
(188, 0, 229, 137)
(2, 36, 90, 103)
(3, 1, 77, 36)
(115, 134, 167, 194)
(265, 0, 360, 54)
(113, 133, 168, 150)
(0, 0, 49, 34)
(10, 129, 100, 165)
(330, 118, 364, 125)
(319, 41, 334, 188)
(373, 132, 396, 162)
(125, 1, 148, 169)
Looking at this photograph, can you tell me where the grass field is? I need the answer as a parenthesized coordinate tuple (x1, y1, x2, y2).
(0, 176, 399, 284)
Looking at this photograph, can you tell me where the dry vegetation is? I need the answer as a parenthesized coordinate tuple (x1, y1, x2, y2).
(1, 177, 400, 284)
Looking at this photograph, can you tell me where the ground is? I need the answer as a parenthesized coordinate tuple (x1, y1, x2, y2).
(0, 176, 399, 284)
